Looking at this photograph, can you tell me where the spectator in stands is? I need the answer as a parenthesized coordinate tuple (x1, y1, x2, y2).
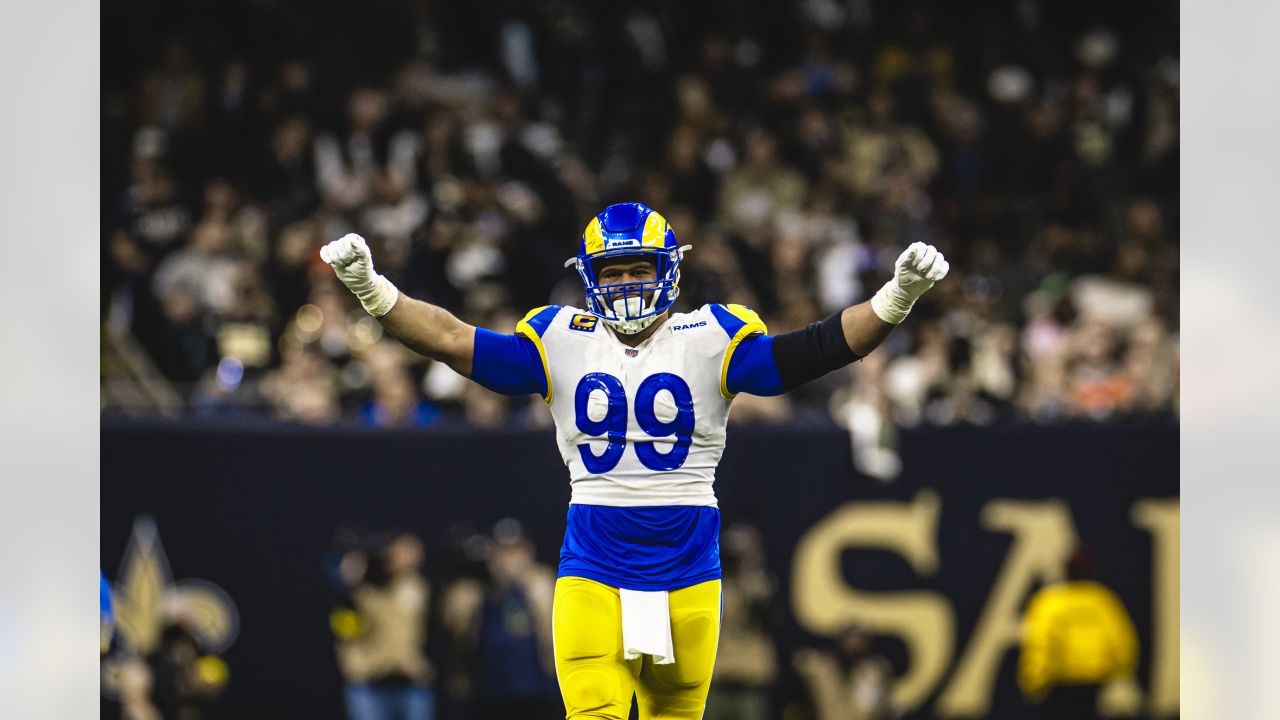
(151, 220, 239, 319)
(117, 159, 191, 263)
(259, 341, 341, 425)
(439, 519, 559, 720)
(706, 524, 778, 720)
(139, 38, 206, 132)
(1122, 317, 1179, 415)
(359, 368, 439, 428)
(314, 87, 397, 213)
(258, 116, 321, 228)
(333, 532, 435, 720)
(110, 616, 231, 720)
(1069, 321, 1132, 419)
(118, 655, 162, 720)
(435, 525, 490, 713)
(830, 354, 903, 480)
(358, 340, 440, 428)
(1018, 545, 1139, 720)
(793, 623, 895, 720)
(148, 622, 230, 720)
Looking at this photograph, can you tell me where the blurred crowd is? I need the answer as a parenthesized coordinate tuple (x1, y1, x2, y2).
(327, 521, 561, 720)
(102, 0, 1178, 429)
(109, 623, 231, 720)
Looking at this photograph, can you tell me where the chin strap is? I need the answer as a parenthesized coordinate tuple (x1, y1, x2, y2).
(601, 294, 660, 334)
(605, 314, 659, 335)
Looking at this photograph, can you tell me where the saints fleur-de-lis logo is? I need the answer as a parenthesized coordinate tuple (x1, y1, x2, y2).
(101, 516, 240, 698)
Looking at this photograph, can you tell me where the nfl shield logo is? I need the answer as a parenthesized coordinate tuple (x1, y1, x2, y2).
(625, 348, 639, 357)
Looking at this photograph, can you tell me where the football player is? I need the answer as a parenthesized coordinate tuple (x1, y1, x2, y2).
(321, 202, 948, 719)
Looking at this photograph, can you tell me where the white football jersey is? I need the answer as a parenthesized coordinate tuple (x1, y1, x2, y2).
(515, 303, 767, 507)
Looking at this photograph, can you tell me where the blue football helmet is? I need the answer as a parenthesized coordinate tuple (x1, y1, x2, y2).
(564, 202, 691, 334)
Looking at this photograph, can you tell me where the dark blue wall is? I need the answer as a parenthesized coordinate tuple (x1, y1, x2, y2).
(101, 420, 1178, 719)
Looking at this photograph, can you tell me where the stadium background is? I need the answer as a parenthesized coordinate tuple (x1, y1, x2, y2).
(100, 0, 1179, 718)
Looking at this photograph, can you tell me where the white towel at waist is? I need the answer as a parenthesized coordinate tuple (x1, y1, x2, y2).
(620, 589, 675, 665)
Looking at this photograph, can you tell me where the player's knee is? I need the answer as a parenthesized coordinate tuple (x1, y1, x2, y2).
(654, 665, 711, 693)
(637, 671, 712, 720)
(561, 665, 624, 718)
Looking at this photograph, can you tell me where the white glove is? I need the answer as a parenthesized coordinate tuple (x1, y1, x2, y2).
(319, 233, 400, 317)
(869, 241, 950, 324)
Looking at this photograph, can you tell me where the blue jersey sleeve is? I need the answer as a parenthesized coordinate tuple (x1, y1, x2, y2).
(725, 333, 786, 397)
(708, 303, 786, 397)
(471, 328, 548, 398)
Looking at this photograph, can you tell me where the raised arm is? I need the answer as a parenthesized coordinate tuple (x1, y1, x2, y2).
(842, 241, 950, 356)
(379, 295, 477, 376)
(725, 242, 949, 396)
(319, 233, 476, 375)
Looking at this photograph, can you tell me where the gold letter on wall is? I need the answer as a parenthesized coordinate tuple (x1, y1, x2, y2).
(934, 499, 1078, 717)
(1132, 499, 1179, 717)
(791, 490, 955, 711)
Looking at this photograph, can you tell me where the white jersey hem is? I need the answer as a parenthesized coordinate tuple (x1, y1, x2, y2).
(568, 491, 719, 508)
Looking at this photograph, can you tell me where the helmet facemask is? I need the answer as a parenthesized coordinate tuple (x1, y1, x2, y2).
(572, 247, 685, 335)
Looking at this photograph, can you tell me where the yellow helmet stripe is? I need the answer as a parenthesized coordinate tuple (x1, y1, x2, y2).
(583, 217, 606, 255)
(641, 210, 668, 248)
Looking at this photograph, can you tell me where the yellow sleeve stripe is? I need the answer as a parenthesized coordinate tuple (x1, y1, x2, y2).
(719, 304, 767, 399)
(515, 306, 554, 404)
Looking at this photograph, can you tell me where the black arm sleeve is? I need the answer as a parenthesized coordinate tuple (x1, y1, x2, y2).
(769, 311, 863, 391)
